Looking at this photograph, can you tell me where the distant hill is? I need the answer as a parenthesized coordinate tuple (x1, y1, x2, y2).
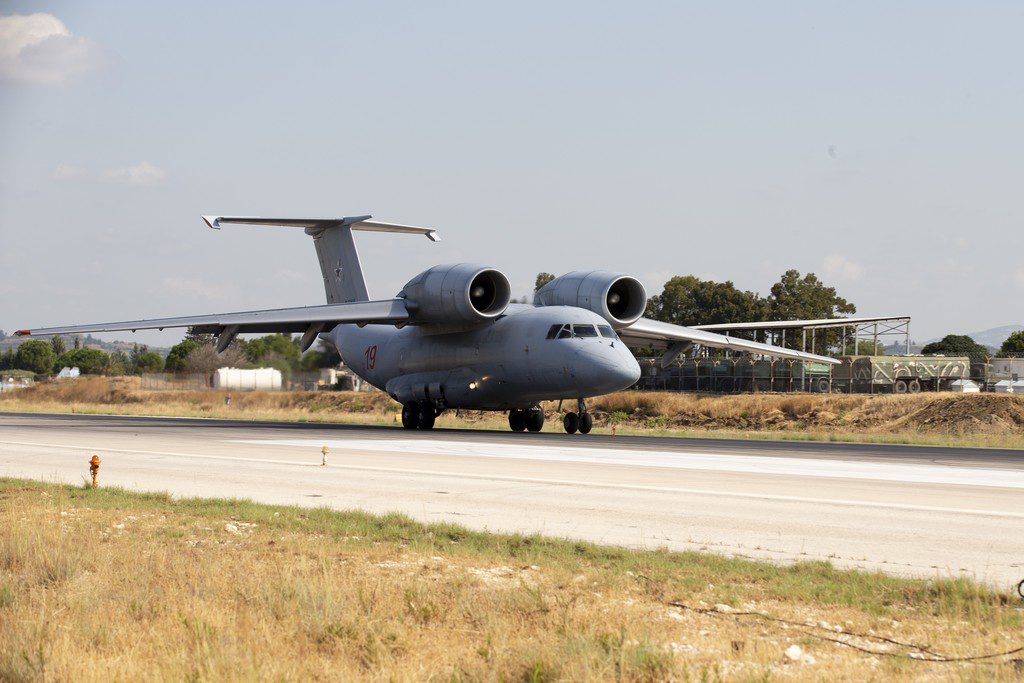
(924, 324, 1023, 353)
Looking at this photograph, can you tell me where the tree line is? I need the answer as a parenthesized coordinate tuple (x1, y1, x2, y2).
(0, 329, 341, 377)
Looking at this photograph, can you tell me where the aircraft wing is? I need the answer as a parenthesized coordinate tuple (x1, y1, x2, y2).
(15, 299, 410, 350)
(619, 317, 841, 365)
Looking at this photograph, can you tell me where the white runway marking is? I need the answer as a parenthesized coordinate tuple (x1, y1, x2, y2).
(231, 437, 1024, 489)
(1, 439, 1022, 519)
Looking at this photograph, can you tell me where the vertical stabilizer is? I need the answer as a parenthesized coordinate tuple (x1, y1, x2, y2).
(305, 225, 369, 303)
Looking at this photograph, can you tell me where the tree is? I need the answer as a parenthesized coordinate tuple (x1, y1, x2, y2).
(184, 344, 248, 374)
(134, 351, 165, 373)
(921, 334, 990, 364)
(534, 272, 556, 291)
(0, 349, 14, 371)
(107, 351, 130, 376)
(301, 339, 342, 369)
(184, 326, 215, 346)
(767, 270, 856, 349)
(646, 276, 767, 329)
(244, 334, 300, 369)
(165, 340, 200, 372)
(51, 336, 66, 357)
(999, 331, 1024, 357)
(55, 348, 109, 375)
(14, 340, 56, 375)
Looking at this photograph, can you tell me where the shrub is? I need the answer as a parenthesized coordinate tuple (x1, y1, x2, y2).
(13, 340, 55, 375)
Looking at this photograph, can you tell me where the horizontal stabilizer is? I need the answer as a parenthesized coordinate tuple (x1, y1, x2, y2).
(201, 215, 440, 241)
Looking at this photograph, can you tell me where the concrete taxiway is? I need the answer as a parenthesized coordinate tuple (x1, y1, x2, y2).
(1, 412, 1022, 587)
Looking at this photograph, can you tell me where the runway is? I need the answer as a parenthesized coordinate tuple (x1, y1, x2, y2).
(2, 412, 1022, 587)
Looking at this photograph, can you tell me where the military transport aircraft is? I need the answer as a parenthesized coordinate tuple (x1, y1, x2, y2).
(16, 215, 840, 434)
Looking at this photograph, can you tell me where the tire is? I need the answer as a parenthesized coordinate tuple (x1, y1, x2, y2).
(816, 378, 830, 393)
(508, 409, 526, 432)
(563, 412, 579, 434)
(416, 402, 436, 430)
(907, 379, 921, 394)
(894, 380, 908, 394)
(525, 408, 545, 432)
(401, 402, 419, 429)
(578, 412, 593, 434)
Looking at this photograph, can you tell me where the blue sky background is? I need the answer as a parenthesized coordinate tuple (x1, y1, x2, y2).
(1, 2, 1022, 346)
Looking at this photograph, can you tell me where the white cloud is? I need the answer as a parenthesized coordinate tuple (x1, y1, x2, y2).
(102, 162, 167, 187)
(0, 13, 101, 85)
(822, 254, 864, 281)
(51, 162, 88, 180)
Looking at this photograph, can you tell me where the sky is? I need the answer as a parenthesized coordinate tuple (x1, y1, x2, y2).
(1, 1, 1022, 347)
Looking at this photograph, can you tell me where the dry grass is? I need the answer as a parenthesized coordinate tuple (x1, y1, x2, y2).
(1, 478, 1022, 681)
(2, 377, 1024, 449)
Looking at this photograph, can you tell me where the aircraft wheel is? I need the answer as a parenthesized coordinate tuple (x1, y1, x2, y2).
(907, 379, 921, 394)
(563, 412, 579, 434)
(416, 401, 436, 430)
(894, 379, 908, 394)
(401, 402, 420, 430)
(525, 408, 545, 432)
(509, 409, 526, 432)
(578, 412, 593, 434)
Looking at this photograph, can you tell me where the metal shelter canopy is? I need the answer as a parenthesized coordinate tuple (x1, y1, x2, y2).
(695, 316, 912, 356)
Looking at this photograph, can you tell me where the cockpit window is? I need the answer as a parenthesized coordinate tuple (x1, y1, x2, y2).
(547, 323, 608, 339)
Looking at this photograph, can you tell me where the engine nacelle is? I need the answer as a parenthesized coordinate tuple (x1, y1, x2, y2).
(399, 263, 511, 324)
(535, 271, 647, 328)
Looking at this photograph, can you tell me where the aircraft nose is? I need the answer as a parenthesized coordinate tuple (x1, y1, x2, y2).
(614, 347, 642, 387)
(578, 343, 641, 394)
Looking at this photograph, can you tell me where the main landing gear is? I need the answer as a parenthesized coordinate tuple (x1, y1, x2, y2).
(563, 399, 593, 435)
(401, 400, 440, 430)
(508, 407, 544, 432)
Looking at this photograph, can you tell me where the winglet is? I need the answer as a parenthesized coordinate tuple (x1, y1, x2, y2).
(202, 215, 221, 230)
(14, 329, 30, 336)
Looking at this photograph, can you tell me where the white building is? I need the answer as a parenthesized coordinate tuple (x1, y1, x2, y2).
(212, 367, 282, 391)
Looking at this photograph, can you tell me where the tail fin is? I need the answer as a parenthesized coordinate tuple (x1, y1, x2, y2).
(202, 215, 439, 304)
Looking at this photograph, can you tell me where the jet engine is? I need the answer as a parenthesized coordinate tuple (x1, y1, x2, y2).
(399, 263, 511, 323)
(535, 271, 647, 328)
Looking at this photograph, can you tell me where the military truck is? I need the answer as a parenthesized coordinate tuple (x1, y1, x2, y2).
(830, 355, 970, 393)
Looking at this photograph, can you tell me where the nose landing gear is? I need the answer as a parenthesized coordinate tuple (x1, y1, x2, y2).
(563, 399, 593, 435)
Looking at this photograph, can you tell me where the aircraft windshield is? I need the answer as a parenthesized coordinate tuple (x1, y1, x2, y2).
(546, 323, 606, 339)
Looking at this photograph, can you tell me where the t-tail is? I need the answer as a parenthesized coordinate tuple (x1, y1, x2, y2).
(202, 215, 440, 304)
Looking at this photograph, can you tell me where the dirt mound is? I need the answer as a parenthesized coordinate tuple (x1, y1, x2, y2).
(895, 394, 1024, 435)
(590, 390, 1024, 436)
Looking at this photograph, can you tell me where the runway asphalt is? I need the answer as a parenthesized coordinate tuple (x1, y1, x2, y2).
(2, 412, 1022, 587)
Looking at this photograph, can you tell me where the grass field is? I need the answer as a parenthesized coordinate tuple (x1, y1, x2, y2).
(3, 376, 1024, 449)
(2, 478, 1022, 681)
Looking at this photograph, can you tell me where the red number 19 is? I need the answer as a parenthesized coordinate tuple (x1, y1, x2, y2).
(364, 345, 377, 370)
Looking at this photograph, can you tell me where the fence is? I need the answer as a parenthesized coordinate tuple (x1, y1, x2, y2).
(635, 355, 980, 394)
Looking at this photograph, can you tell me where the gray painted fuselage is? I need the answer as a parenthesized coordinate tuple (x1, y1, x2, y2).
(329, 304, 641, 410)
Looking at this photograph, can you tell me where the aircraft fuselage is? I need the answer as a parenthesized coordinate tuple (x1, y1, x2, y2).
(328, 304, 641, 410)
